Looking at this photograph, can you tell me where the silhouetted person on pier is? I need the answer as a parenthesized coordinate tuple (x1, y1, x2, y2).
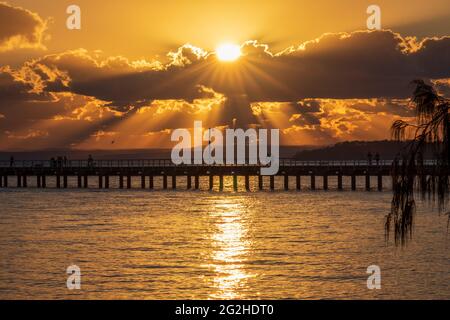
(63, 156, 68, 167)
(50, 157, 56, 169)
(88, 154, 94, 168)
(367, 151, 373, 165)
(375, 152, 380, 165)
(9, 156, 14, 167)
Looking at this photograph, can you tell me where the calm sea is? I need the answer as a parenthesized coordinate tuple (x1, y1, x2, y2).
(0, 176, 449, 299)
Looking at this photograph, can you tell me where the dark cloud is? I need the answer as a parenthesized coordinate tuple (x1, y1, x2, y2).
(433, 79, 450, 97)
(297, 100, 322, 113)
(414, 37, 450, 78)
(0, 67, 124, 149)
(1, 29, 449, 149)
(347, 99, 414, 117)
(15, 30, 449, 110)
(0, 68, 37, 101)
(0, 2, 47, 51)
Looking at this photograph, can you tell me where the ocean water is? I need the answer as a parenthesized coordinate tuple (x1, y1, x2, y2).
(0, 176, 448, 299)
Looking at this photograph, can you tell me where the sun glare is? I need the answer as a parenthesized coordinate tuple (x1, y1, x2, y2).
(216, 43, 241, 62)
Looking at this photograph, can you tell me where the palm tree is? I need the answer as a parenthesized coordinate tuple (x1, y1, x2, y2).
(388, 80, 449, 245)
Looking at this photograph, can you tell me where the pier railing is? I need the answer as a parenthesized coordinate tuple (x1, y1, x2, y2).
(0, 159, 438, 168)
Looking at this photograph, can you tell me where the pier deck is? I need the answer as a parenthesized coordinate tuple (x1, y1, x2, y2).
(0, 159, 439, 191)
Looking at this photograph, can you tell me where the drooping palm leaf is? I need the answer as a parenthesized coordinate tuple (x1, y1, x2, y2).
(388, 80, 449, 245)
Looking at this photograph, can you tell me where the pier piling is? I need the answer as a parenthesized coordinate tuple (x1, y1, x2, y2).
(195, 175, 199, 190)
(323, 175, 328, 190)
(377, 174, 383, 191)
(338, 174, 343, 190)
(209, 175, 214, 190)
(219, 175, 224, 191)
(310, 174, 315, 190)
(149, 175, 154, 189)
(141, 175, 145, 189)
(351, 175, 356, 191)
(187, 175, 191, 189)
(163, 175, 167, 189)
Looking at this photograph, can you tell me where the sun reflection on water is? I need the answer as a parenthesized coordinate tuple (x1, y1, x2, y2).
(207, 200, 255, 299)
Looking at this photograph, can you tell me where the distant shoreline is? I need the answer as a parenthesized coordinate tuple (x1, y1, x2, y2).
(1, 139, 437, 161)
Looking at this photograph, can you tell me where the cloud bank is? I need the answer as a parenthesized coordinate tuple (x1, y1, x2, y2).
(12, 30, 449, 108)
(1, 27, 449, 149)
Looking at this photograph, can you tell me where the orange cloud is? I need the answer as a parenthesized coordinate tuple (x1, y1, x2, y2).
(1, 28, 449, 150)
(7, 30, 447, 110)
(5, 129, 49, 140)
(0, 2, 48, 52)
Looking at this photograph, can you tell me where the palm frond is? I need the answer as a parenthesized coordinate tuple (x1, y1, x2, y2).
(387, 80, 450, 245)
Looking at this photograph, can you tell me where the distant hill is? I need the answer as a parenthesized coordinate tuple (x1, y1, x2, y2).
(293, 140, 421, 161)
(2, 141, 435, 161)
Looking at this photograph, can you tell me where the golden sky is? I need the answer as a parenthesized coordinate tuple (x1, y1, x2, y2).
(5, 0, 450, 60)
(0, 0, 449, 150)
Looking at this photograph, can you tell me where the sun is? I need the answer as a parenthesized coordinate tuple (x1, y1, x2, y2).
(216, 43, 241, 62)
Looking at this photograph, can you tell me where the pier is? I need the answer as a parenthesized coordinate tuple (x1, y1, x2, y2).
(0, 159, 439, 191)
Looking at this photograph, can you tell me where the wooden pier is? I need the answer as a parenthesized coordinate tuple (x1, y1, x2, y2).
(0, 159, 439, 191)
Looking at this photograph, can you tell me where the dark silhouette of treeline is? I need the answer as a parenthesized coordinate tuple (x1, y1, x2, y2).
(0, 140, 439, 161)
(293, 140, 437, 161)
